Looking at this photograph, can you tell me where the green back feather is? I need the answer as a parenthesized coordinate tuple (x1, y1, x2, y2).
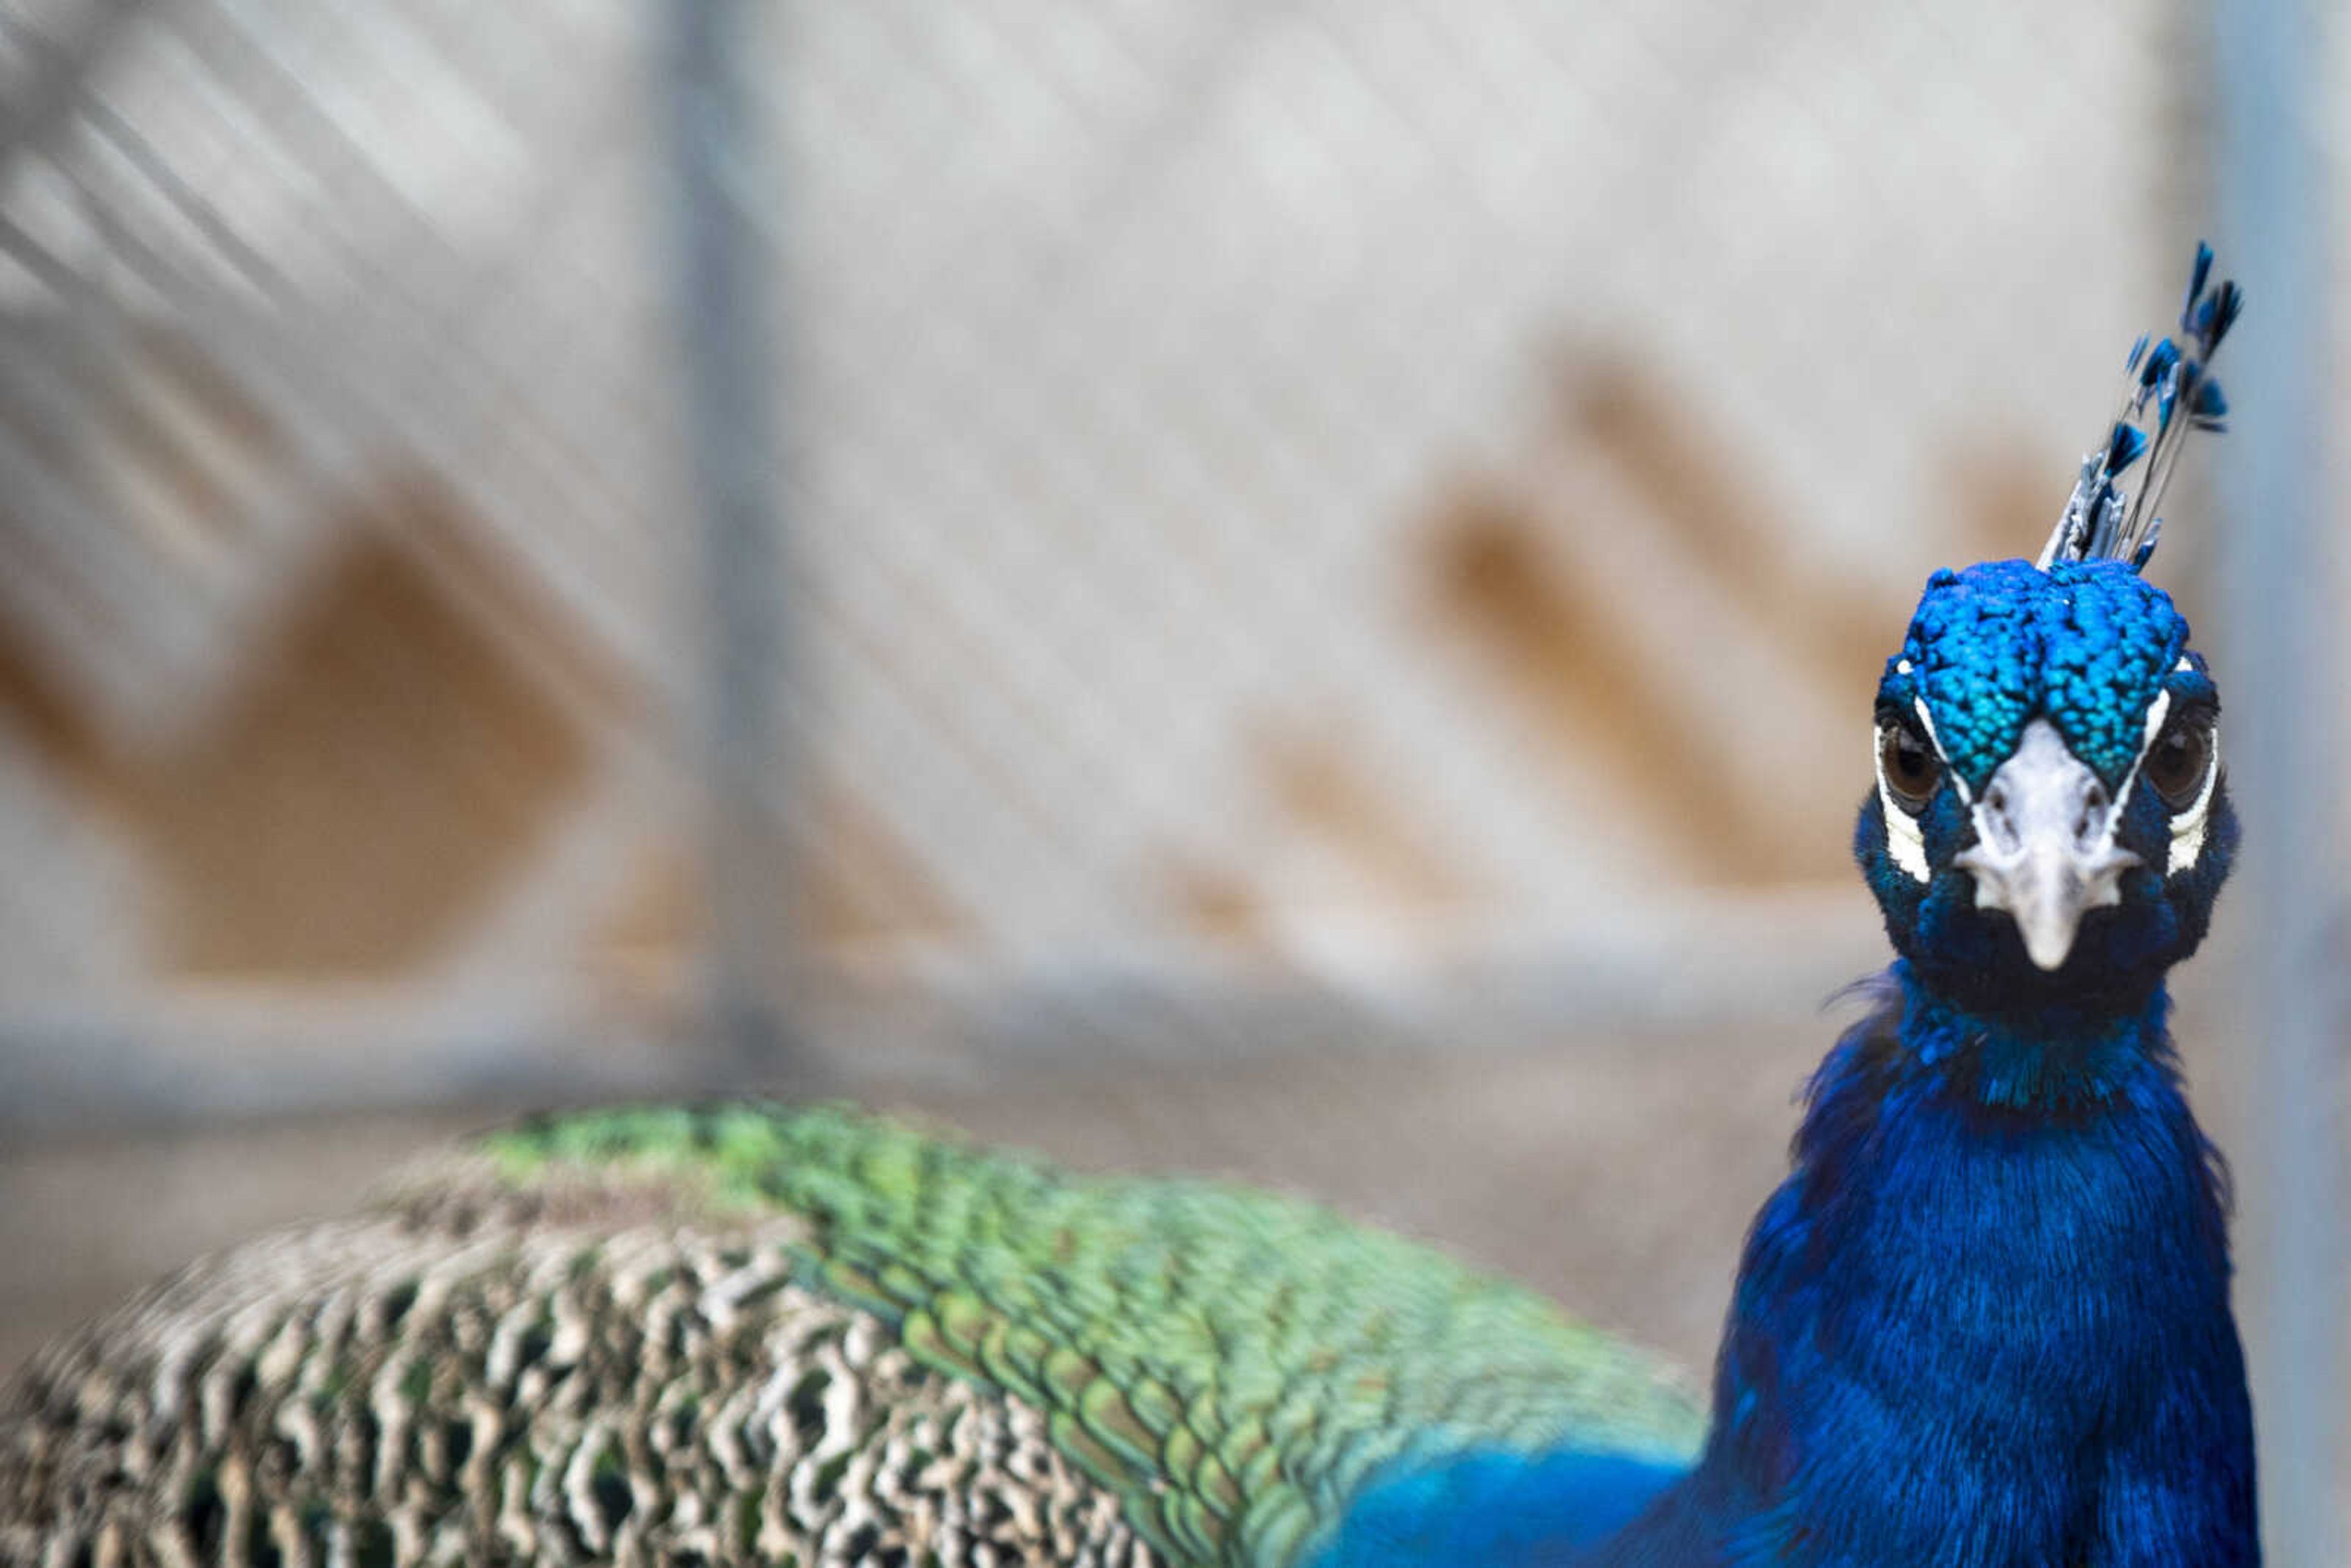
(484, 1103, 1703, 1568)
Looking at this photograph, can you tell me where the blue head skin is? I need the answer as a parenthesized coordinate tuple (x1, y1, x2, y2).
(1858, 557, 2235, 1031)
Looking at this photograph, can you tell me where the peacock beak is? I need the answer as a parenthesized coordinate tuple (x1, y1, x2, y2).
(1953, 718, 2142, 970)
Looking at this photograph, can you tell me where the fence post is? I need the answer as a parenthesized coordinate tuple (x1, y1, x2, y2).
(2211, 0, 2343, 1559)
(656, 0, 798, 1072)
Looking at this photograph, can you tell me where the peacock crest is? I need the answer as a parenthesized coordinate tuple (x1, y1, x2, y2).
(2038, 243, 2241, 574)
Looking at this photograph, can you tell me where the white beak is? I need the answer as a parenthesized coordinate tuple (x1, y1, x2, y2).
(1952, 719, 2141, 970)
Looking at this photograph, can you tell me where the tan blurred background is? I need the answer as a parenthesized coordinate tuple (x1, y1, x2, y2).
(0, 0, 2341, 1549)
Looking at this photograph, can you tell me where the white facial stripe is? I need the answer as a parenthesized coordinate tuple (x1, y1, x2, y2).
(1911, 697, 1971, 805)
(1873, 724, 1931, 883)
(2113, 686, 2221, 876)
(2167, 724, 2221, 874)
(2113, 689, 2172, 828)
(2174, 656, 2194, 673)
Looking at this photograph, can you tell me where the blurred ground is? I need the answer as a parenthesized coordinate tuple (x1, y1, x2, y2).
(0, 1015, 1821, 1381)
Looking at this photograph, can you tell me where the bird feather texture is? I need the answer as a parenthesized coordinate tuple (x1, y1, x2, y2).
(2, 1103, 1701, 1567)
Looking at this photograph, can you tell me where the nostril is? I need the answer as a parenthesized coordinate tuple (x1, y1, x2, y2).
(2075, 782, 2110, 843)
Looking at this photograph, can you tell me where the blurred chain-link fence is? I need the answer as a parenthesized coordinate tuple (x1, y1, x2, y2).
(0, 0, 2344, 1548)
(0, 0, 2270, 1114)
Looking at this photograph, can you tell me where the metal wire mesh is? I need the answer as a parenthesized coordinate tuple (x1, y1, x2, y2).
(0, 1, 2341, 1547)
(0, 0, 2322, 1082)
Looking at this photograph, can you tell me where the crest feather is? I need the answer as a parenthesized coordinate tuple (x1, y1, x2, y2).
(2037, 243, 2240, 574)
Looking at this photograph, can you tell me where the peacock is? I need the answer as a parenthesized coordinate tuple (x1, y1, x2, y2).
(1, 247, 2252, 1567)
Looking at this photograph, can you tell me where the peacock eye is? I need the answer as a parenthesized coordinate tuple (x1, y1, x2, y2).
(1877, 722, 1943, 814)
(2143, 711, 2216, 810)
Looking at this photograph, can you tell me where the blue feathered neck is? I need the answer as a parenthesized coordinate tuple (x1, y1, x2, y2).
(1877, 962, 2170, 1112)
(1583, 964, 2256, 1566)
(1311, 966, 2256, 1567)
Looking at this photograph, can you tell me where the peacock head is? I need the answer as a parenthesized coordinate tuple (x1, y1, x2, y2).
(1858, 558, 2232, 1004)
(1854, 246, 2241, 1009)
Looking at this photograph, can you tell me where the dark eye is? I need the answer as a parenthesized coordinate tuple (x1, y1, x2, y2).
(2143, 713, 2216, 810)
(1878, 722, 1943, 813)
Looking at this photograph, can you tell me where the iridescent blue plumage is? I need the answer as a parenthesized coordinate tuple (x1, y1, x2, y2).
(1322, 244, 2256, 1568)
(1571, 550, 2251, 1564)
(1888, 558, 2188, 790)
